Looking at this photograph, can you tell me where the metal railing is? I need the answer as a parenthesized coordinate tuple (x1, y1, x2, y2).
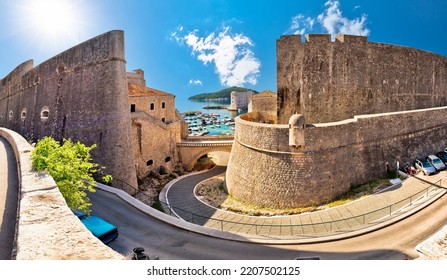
(106, 177, 444, 239)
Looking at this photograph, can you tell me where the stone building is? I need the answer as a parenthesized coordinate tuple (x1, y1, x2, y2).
(127, 72, 184, 178)
(228, 91, 254, 111)
(226, 34, 447, 209)
(248, 90, 276, 114)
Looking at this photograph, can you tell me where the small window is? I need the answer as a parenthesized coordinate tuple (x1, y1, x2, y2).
(130, 104, 136, 112)
(165, 156, 171, 163)
(162, 117, 166, 123)
(8, 111, 13, 119)
(146, 160, 153, 166)
(41, 107, 49, 120)
(161, 102, 166, 109)
(150, 103, 155, 110)
(21, 110, 26, 120)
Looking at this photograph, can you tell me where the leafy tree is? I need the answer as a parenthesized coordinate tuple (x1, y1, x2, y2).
(31, 137, 109, 215)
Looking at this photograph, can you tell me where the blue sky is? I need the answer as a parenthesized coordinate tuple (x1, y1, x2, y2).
(0, 0, 446, 99)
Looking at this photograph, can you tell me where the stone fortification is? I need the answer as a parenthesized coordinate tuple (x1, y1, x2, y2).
(277, 34, 447, 124)
(226, 107, 447, 208)
(225, 34, 447, 208)
(248, 90, 277, 115)
(0, 30, 138, 191)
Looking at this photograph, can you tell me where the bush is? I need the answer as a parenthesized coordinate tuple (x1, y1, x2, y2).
(31, 137, 107, 215)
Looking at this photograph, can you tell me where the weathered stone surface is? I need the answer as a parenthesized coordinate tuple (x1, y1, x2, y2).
(277, 34, 447, 124)
(226, 107, 447, 209)
(0, 30, 138, 191)
(226, 34, 447, 209)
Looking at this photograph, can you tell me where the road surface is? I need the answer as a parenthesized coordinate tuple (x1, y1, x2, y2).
(90, 183, 447, 260)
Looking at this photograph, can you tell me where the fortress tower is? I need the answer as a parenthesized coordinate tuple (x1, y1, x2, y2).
(226, 34, 447, 209)
(0, 31, 138, 192)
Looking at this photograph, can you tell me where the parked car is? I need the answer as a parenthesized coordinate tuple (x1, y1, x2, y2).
(427, 155, 446, 171)
(414, 159, 436, 175)
(436, 151, 447, 164)
(74, 211, 118, 244)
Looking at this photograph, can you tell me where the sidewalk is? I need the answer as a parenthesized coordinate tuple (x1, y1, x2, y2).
(162, 167, 446, 240)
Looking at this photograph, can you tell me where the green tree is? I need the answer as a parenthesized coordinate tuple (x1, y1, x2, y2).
(31, 137, 106, 215)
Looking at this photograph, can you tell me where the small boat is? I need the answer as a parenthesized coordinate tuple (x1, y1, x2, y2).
(199, 129, 209, 136)
(216, 124, 221, 128)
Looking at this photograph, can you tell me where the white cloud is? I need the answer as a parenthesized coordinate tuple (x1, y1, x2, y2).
(288, 14, 315, 35)
(189, 79, 203, 86)
(287, 1, 370, 37)
(317, 0, 370, 36)
(176, 26, 260, 87)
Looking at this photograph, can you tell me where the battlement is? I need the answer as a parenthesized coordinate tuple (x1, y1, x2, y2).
(335, 34, 367, 43)
(277, 34, 368, 45)
(305, 34, 331, 43)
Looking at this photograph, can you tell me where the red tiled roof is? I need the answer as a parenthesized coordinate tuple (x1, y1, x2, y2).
(128, 83, 174, 97)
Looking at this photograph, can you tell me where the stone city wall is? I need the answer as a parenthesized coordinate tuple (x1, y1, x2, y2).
(277, 34, 447, 124)
(226, 107, 447, 208)
(0, 30, 137, 191)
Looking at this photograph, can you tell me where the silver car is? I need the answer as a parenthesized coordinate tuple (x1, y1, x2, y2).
(427, 155, 446, 171)
(414, 159, 436, 175)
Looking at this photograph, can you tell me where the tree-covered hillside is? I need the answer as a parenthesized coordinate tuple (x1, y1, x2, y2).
(188, 86, 259, 100)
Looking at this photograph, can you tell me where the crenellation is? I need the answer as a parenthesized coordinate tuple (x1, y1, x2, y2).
(305, 34, 331, 43)
(335, 34, 367, 43)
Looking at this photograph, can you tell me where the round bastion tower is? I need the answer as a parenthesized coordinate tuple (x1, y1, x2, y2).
(225, 33, 447, 209)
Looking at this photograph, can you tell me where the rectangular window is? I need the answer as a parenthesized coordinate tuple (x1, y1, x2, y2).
(162, 117, 166, 123)
(162, 102, 166, 109)
(150, 103, 155, 110)
(130, 104, 136, 112)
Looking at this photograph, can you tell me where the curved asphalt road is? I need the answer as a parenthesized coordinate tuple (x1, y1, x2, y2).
(0, 137, 19, 260)
(90, 176, 447, 260)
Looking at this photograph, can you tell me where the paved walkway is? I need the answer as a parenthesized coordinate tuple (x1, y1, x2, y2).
(163, 156, 446, 239)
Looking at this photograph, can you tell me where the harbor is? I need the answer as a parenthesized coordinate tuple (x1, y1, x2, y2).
(182, 112, 236, 136)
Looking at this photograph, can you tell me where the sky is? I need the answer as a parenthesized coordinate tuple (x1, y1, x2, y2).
(0, 0, 446, 100)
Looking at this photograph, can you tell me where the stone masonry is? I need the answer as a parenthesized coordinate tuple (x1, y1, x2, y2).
(0, 30, 138, 192)
(277, 34, 447, 124)
(226, 34, 447, 209)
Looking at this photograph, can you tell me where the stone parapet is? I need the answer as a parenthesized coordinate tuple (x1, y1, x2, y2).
(0, 127, 123, 260)
(225, 107, 447, 209)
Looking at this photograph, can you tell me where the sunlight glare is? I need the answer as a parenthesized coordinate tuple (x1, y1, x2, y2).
(17, 0, 86, 47)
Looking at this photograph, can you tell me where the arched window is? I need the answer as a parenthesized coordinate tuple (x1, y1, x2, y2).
(21, 109, 27, 120)
(165, 156, 171, 163)
(41, 107, 49, 120)
(146, 160, 154, 166)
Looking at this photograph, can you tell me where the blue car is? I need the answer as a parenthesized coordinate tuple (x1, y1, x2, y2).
(74, 211, 118, 244)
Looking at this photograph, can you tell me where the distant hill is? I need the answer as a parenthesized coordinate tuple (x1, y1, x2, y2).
(188, 86, 259, 100)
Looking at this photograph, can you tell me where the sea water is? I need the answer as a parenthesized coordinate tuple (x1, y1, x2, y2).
(176, 97, 245, 136)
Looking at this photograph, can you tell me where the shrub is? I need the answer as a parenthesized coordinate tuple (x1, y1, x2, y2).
(31, 137, 108, 215)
